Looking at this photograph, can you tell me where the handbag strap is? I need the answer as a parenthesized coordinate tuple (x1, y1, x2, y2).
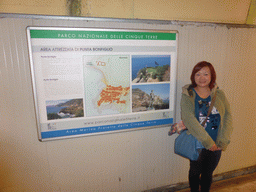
(201, 91, 217, 127)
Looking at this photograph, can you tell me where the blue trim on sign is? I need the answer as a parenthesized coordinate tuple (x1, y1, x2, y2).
(41, 118, 173, 139)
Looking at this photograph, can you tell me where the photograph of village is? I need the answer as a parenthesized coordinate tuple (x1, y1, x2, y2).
(132, 55, 171, 83)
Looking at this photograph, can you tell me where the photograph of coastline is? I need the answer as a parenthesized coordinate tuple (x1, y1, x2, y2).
(46, 99, 84, 120)
(132, 55, 171, 83)
(132, 84, 170, 112)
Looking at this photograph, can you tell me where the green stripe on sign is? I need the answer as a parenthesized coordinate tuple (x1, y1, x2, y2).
(30, 30, 176, 40)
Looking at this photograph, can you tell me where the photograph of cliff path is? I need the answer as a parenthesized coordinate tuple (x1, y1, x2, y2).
(46, 99, 84, 120)
(132, 55, 170, 83)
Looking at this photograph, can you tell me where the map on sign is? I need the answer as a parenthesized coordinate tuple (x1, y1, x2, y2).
(83, 55, 130, 117)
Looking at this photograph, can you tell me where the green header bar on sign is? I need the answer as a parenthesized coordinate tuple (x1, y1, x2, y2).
(30, 30, 176, 40)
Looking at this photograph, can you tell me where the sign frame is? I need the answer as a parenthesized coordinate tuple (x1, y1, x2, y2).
(27, 27, 178, 141)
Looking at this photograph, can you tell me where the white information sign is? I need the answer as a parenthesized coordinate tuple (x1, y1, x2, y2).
(27, 27, 178, 141)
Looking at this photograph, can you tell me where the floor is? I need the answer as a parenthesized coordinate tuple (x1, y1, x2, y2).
(177, 172, 256, 192)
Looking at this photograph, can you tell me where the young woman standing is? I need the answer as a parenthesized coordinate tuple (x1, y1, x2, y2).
(180, 61, 233, 192)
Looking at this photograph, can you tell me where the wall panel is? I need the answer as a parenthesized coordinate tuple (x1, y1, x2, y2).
(0, 18, 60, 191)
(217, 28, 256, 173)
(1, 15, 256, 191)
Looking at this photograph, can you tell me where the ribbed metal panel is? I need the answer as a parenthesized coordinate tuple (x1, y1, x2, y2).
(1, 15, 256, 191)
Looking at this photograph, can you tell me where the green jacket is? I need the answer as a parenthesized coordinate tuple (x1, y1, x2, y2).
(180, 84, 233, 151)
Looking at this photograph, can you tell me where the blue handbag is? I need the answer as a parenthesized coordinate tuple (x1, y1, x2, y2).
(174, 91, 216, 160)
(174, 130, 204, 161)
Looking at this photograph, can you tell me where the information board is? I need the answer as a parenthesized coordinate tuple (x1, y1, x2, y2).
(27, 27, 178, 141)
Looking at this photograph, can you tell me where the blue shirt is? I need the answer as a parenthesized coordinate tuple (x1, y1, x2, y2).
(194, 89, 221, 141)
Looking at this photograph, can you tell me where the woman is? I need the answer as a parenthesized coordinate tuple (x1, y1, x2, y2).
(180, 61, 233, 192)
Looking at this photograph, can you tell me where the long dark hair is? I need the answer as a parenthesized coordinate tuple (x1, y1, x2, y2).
(190, 61, 216, 90)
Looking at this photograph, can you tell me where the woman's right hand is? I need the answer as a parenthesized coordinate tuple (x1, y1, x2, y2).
(209, 144, 222, 151)
(176, 121, 186, 134)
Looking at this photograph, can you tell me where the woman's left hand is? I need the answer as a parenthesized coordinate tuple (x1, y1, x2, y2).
(209, 144, 222, 151)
